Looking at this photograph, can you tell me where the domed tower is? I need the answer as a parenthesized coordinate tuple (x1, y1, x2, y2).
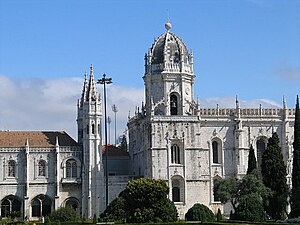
(144, 22, 195, 116)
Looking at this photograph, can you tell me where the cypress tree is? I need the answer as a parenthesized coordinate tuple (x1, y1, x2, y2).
(261, 132, 288, 220)
(291, 95, 300, 217)
(247, 145, 257, 175)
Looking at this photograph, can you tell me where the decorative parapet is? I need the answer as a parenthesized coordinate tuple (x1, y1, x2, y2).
(149, 62, 193, 74)
(200, 108, 295, 117)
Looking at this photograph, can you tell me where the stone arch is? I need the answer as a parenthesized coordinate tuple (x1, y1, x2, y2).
(213, 175, 222, 202)
(171, 175, 185, 203)
(211, 137, 222, 164)
(63, 197, 80, 214)
(170, 92, 179, 115)
(0, 195, 22, 218)
(255, 136, 268, 173)
(31, 194, 52, 218)
(61, 156, 81, 179)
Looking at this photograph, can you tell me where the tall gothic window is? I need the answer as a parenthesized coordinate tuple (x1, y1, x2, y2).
(38, 160, 46, 176)
(212, 140, 221, 164)
(170, 94, 178, 115)
(257, 138, 267, 173)
(8, 160, 16, 177)
(171, 144, 181, 164)
(66, 159, 77, 178)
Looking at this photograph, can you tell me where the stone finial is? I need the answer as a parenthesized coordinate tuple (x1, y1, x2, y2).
(283, 96, 287, 109)
(165, 21, 172, 31)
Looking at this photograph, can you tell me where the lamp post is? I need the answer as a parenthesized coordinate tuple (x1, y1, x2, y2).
(97, 73, 112, 207)
(112, 104, 118, 145)
(107, 116, 111, 144)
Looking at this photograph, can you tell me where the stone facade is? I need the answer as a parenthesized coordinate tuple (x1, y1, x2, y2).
(0, 23, 296, 221)
(128, 23, 295, 217)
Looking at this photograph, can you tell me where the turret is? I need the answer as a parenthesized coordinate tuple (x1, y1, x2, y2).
(143, 22, 195, 117)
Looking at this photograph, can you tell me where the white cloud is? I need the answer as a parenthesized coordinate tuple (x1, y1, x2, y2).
(0, 75, 282, 143)
(279, 65, 300, 81)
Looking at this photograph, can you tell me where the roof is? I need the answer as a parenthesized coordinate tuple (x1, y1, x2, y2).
(102, 145, 130, 157)
(0, 131, 79, 147)
(150, 31, 189, 64)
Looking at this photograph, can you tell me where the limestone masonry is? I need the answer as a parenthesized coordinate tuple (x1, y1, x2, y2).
(0, 23, 295, 220)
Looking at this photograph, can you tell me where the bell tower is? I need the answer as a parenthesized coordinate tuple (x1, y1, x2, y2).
(143, 22, 195, 116)
(77, 65, 104, 217)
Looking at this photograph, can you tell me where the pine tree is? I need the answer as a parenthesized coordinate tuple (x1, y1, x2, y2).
(261, 132, 288, 220)
(247, 145, 257, 175)
(291, 95, 300, 217)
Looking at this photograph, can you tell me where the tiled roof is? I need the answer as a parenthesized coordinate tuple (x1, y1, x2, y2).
(0, 131, 79, 147)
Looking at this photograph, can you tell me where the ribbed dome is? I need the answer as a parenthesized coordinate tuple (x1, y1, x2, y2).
(149, 31, 189, 65)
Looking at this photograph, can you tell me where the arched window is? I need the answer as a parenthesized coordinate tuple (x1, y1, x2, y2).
(257, 138, 267, 173)
(31, 195, 52, 217)
(31, 198, 40, 217)
(38, 160, 46, 177)
(92, 124, 95, 134)
(171, 144, 181, 164)
(172, 177, 184, 203)
(170, 94, 178, 115)
(1, 196, 21, 218)
(8, 160, 16, 177)
(212, 140, 221, 164)
(213, 176, 222, 202)
(65, 198, 79, 213)
(66, 159, 77, 178)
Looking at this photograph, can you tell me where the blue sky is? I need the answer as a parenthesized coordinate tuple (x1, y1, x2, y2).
(0, 0, 299, 140)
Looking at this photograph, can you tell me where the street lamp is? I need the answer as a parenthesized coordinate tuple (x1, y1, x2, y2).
(107, 116, 111, 144)
(112, 104, 118, 145)
(97, 73, 112, 207)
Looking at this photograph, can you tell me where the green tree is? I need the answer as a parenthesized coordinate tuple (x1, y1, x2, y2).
(291, 95, 300, 218)
(100, 178, 178, 223)
(261, 132, 289, 220)
(247, 144, 257, 175)
(47, 207, 79, 222)
(185, 203, 215, 222)
(214, 174, 270, 221)
(234, 173, 270, 221)
(214, 177, 238, 212)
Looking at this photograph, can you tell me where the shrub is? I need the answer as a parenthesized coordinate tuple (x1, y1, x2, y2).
(47, 206, 79, 222)
(185, 203, 215, 222)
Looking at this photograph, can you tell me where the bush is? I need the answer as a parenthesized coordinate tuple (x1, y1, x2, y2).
(47, 206, 79, 222)
(185, 203, 215, 222)
(100, 178, 178, 223)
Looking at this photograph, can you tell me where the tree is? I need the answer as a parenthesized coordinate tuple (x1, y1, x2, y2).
(291, 95, 300, 218)
(234, 174, 270, 221)
(119, 134, 128, 151)
(47, 207, 79, 222)
(214, 174, 270, 221)
(100, 178, 178, 223)
(261, 132, 289, 220)
(214, 177, 238, 212)
(247, 145, 257, 175)
(185, 203, 215, 222)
